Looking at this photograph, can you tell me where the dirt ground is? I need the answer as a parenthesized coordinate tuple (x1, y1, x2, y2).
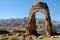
(0, 33, 60, 40)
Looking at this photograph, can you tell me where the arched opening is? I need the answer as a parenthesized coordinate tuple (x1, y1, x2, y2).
(26, 2, 52, 36)
(36, 12, 45, 18)
(35, 12, 45, 35)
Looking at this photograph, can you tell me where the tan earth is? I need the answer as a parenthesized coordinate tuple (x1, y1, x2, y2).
(0, 32, 60, 40)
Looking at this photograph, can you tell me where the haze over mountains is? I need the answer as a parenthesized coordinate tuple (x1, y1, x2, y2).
(0, 17, 60, 32)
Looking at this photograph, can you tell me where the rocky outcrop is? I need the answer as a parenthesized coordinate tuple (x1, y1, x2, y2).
(26, 2, 52, 36)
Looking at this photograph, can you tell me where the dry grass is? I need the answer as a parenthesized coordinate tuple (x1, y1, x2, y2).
(0, 30, 60, 40)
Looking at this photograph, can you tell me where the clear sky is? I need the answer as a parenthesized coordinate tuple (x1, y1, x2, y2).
(0, 0, 60, 21)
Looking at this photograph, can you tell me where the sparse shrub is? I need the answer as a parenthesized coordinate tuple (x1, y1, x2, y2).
(13, 30, 26, 33)
(52, 31, 57, 35)
(0, 30, 10, 34)
(52, 31, 58, 35)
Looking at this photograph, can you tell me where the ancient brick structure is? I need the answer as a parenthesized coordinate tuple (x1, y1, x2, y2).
(26, 2, 52, 36)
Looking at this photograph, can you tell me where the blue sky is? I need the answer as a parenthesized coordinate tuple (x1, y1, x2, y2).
(0, 0, 60, 21)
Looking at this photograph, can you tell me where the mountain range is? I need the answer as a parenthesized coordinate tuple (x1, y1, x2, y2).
(0, 17, 60, 32)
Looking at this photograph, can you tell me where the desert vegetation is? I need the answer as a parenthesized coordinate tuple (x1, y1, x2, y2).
(0, 30, 60, 40)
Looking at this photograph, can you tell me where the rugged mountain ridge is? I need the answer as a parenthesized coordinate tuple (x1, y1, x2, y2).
(0, 17, 60, 32)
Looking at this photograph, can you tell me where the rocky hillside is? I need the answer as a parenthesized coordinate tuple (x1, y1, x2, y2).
(0, 17, 60, 32)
